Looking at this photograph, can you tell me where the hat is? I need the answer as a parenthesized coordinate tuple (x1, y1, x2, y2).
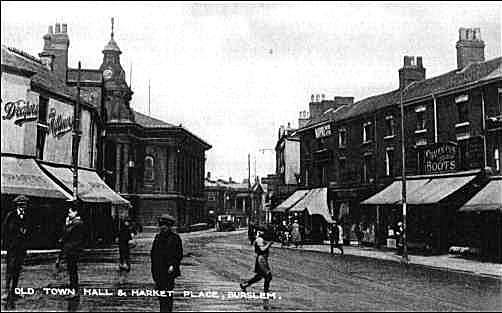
(66, 199, 83, 210)
(158, 214, 176, 225)
(13, 195, 29, 204)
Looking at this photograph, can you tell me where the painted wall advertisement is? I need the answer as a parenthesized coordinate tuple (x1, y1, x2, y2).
(423, 142, 457, 174)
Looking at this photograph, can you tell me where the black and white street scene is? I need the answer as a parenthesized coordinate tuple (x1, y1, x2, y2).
(1, 1, 501, 312)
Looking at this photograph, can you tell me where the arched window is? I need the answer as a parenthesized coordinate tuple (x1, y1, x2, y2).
(144, 155, 154, 181)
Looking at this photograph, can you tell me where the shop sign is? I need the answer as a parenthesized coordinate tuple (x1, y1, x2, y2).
(2, 99, 38, 126)
(424, 142, 457, 174)
(315, 124, 332, 139)
(47, 108, 73, 138)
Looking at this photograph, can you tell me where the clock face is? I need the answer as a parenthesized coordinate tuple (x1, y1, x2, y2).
(103, 69, 113, 80)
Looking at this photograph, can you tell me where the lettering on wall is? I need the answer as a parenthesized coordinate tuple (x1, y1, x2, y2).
(1, 99, 38, 126)
(47, 108, 73, 138)
(424, 142, 457, 174)
(315, 124, 332, 139)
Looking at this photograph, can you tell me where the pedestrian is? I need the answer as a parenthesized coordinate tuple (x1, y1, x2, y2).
(329, 221, 344, 255)
(1, 195, 30, 309)
(291, 220, 302, 248)
(248, 223, 256, 245)
(118, 219, 133, 271)
(240, 226, 273, 293)
(151, 214, 183, 312)
(61, 200, 86, 300)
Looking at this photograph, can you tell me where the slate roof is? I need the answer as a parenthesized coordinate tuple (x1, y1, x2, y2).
(133, 110, 175, 128)
(1, 45, 94, 108)
(301, 57, 502, 130)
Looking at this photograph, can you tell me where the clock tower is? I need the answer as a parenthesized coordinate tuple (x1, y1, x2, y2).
(100, 18, 134, 122)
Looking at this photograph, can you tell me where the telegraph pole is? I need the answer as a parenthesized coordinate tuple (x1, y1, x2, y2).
(72, 61, 82, 202)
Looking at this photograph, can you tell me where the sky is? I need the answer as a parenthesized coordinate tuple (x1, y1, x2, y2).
(1, 1, 501, 183)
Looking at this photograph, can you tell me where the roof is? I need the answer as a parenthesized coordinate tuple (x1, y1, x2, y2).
(133, 110, 175, 128)
(1, 45, 94, 109)
(300, 57, 502, 131)
(103, 38, 121, 53)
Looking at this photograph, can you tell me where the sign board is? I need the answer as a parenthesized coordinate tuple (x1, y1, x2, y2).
(423, 142, 457, 174)
(315, 124, 332, 139)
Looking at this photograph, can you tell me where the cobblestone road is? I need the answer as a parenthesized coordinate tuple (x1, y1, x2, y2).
(1, 229, 501, 311)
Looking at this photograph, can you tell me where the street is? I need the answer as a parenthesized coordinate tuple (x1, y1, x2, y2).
(2, 229, 501, 312)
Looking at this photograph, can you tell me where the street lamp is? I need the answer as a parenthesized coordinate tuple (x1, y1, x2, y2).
(400, 81, 416, 264)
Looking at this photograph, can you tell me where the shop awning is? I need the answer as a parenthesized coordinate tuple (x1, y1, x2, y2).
(459, 178, 502, 212)
(289, 188, 334, 223)
(41, 164, 130, 205)
(362, 175, 476, 205)
(1, 156, 72, 200)
(273, 189, 310, 213)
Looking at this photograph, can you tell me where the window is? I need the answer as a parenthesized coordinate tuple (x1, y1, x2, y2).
(36, 97, 49, 159)
(339, 157, 346, 180)
(362, 154, 373, 183)
(385, 149, 394, 177)
(385, 115, 395, 137)
(415, 106, 426, 130)
(457, 101, 469, 123)
(144, 155, 154, 181)
(208, 192, 217, 202)
(363, 122, 373, 143)
(495, 148, 500, 172)
(338, 128, 347, 147)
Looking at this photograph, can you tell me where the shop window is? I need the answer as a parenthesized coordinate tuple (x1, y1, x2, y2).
(363, 122, 373, 143)
(385, 115, 395, 137)
(338, 128, 347, 147)
(385, 149, 394, 177)
(144, 155, 155, 181)
(36, 97, 49, 160)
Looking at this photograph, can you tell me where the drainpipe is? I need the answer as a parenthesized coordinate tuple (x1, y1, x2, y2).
(433, 94, 438, 143)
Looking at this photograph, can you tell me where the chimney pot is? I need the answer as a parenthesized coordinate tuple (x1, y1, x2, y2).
(321, 94, 325, 101)
(55, 23, 61, 33)
(459, 27, 467, 40)
(474, 28, 481, 40)
(311, 94, 315, 102)
(62, 23, 67, 33)
(417, 56, 423, 68)
(315, 94, 320, 102)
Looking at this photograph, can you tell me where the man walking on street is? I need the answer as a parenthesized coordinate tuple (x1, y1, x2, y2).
(329, 220, 344, 255)
(1, 195, 30, 309)
(61, 200, 86, 300)
(240, 226, 273, 294)
(118, 219, 133, 271)
(151, 214, 183, 312)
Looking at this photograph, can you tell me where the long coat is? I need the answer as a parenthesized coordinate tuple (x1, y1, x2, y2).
(2, 210, 29, 253)
(151, 230, 183, 288)
(62, 217, 86, 257)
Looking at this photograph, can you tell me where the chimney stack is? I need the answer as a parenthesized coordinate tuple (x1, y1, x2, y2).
(41, 23, 70, 80)
(398, 55, 425, 89)
(456, 27, 485, 70)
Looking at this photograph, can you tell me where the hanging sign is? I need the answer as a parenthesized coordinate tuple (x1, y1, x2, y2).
(424, 142, 457, 174)
(2, 99, 38, 126)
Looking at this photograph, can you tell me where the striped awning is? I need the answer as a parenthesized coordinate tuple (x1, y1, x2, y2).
(289, 188, 334, 223)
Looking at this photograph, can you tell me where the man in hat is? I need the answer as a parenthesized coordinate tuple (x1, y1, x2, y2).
(60, 200, 86, 299)
(151, 214, 183, 312)
(2, 195, 30, 308)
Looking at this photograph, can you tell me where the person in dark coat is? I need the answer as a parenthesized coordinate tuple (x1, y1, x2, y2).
(240, 227, 273, 293)
(61, 201, 86, 299)
(1, 195, 30, 308)
(151, 214, 183, 312)
(329, 220, 344, 255)
(118, 219, 133, 271)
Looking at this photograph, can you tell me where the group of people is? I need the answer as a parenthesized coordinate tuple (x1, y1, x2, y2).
(1, 195, 184, 313)
(277, 220, 303, 248)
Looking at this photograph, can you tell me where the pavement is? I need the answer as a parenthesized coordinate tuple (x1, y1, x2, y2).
(2, 228, 501, 279)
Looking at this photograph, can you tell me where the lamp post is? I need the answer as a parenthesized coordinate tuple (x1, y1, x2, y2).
(400, 81, 415, 264)
(72, 61, 82, 203)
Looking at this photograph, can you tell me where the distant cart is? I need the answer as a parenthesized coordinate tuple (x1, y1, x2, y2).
(216, 214, 237, 232)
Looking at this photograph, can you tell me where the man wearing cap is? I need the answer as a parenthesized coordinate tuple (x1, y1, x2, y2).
(1, 195, 30, 307)
(60, 200, 86, 299)
(151, 214, 183, 312)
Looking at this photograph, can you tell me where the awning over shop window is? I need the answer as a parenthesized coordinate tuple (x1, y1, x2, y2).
(1, 156, 72, 200)
(273, 189, 310, 213)
(289, 188, 334, 223)
(362, 175, 476, 205)
(41, 164, 130, 206)
(459, 178, 502, 212)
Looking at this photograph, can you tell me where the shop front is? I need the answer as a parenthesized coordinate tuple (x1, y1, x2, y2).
(271, 189, 310, 225)
(361, 171, 481, 254)
(457, 177, 502, 261)
(288, 188, 333, 243)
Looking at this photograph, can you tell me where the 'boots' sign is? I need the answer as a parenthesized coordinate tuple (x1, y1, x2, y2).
(424, 142, 457, 174)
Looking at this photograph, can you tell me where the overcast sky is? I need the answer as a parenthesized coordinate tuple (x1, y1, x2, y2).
(2, 1, 501, 182)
